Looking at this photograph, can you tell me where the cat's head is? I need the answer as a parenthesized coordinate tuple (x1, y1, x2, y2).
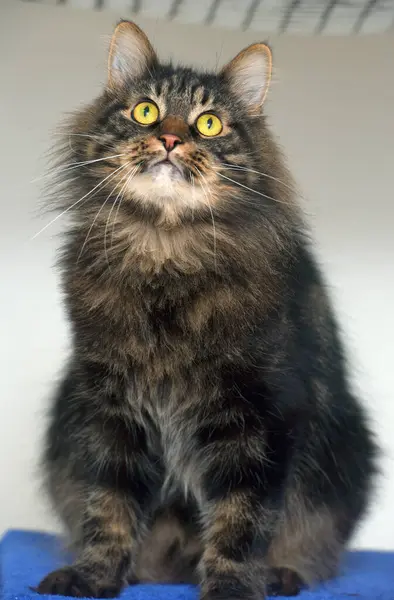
(60, 21, 289, 227)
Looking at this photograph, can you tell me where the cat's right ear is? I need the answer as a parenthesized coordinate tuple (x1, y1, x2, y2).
(108, 20, 157, 89)
(220, 43, 272, 115)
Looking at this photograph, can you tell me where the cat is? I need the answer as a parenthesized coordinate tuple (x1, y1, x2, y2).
(35, 20, 377, 600)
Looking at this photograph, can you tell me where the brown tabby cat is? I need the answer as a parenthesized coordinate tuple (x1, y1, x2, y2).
(35, 20, 376, 600)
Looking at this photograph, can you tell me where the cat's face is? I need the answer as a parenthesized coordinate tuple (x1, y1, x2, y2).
(67, 21, 273, 224)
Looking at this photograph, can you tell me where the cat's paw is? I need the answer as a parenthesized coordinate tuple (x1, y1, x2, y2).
(33, 567, 122, 598)
(266, 568, 303, 597)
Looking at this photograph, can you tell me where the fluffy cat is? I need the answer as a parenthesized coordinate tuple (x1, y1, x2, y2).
(35, 20, 376, 599)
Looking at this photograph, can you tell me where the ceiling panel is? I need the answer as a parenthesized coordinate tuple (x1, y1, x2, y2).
(21, 0, 394, 34)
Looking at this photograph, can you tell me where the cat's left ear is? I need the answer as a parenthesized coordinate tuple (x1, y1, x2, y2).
(220, 43, 272, 114)
(108, 20, 158, 89)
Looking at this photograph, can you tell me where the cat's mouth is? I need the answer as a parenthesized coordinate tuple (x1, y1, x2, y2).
(144, 158, 184, 182)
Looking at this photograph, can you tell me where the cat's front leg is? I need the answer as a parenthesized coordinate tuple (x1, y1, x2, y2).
(35, 362, 161, 598)
(199, 491, 277, 600)
(183, 397, 288, 600)
(35, 487, 135, 598)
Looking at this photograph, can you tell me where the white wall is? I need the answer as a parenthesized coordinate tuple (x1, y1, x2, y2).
(1, 0, 393, 549)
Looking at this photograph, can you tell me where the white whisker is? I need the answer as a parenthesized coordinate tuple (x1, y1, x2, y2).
(217, 172, 290, 206)
(32, 154, 126, 183)
(104, 165, 138, 266)
(190, 173, 195, 222)
(110, 166, 139, 251)
(194, 166, 217, 274)
(222, 163, 294, 193)
(51, 133, 107, 141)
(77, 163, 131, 262)
(31, 163, 128, 240)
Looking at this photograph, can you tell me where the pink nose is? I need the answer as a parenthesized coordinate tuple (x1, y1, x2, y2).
(159, 133, 182, 151)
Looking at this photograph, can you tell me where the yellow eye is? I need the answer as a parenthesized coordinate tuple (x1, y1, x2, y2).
(132, 101, 159, 125)
(196, 113, 223, 137)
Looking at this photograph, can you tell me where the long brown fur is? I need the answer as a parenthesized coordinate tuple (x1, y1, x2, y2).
(35, 21, 376, 600)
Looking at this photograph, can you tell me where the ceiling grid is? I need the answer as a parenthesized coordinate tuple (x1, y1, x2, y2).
(21, 0, 394, 34)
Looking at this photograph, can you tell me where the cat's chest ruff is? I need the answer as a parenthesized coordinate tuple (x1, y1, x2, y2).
(113, 219, 215, 276)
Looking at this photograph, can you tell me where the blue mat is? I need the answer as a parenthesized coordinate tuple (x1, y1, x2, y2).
(1, 531, 393, 600)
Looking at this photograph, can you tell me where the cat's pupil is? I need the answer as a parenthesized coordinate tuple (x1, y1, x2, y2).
(207, 117, 213, 129)
(143, 106, 150, 117)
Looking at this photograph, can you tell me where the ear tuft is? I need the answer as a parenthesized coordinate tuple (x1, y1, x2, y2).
(220, 43, 272, 114)
(108, 20, 157, 89)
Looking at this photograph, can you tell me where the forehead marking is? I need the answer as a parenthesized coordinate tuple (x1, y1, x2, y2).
(148, 83, 167, 120)
(188, 99, 215, 126)
(192, 86, 209, 105)
(149, 78, 217, 126)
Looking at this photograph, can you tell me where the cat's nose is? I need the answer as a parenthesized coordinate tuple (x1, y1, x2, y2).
(159, 134, 182, 152)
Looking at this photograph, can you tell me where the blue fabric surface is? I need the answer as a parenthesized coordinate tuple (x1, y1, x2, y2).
(1, 531, 393, 600)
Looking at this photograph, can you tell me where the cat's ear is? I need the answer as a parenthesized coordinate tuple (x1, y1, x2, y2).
(220, 43, 272, 114)
(108, 20, 158, 89)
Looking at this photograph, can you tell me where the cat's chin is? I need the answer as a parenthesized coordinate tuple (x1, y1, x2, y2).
(125, 162, 209, 216)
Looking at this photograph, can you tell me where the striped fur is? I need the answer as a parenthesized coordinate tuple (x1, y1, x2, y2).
(36, 21, 377, 599)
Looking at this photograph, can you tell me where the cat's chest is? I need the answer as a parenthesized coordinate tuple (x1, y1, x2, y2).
(99, 278, 241, 370)
(70, 252, 253, 374)
(128, 375, 197, 474)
